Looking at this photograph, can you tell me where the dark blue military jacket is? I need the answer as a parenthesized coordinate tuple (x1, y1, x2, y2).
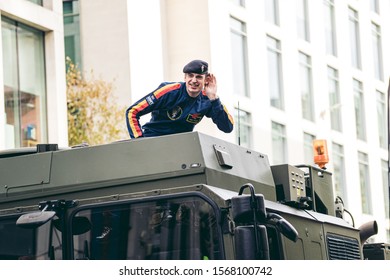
(126, 82, 233, 138)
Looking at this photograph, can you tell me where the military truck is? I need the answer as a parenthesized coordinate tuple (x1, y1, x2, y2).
(0, 132, 387, 260)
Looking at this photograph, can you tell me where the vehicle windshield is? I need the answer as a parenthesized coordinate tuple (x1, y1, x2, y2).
(72, 195, 223, 260)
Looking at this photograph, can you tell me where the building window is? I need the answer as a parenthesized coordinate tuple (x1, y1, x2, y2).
(381, 160, 389, 219)
(348, 7, 361, 69)
(26, 0, 43, 5)
(328, 66, 342, 132)
(332, 143, 347, 206)
(371, 22, 383, 81)
(2, 17, 47, 148)
(230, 17, 249, 97)
(296, 0, 310, 42)
(299, 52, 314, 121)
(272, 121, 287, 164)
(63, 0, 81, 70)
(267, 36, 284, 109)
(323, 0, 337, 56)
(231, 0, 246, 7)
(303, 132, 315, 165)
(370, 0, 379, 14)
(234, 108, 252, 148)
(358, 152, 372, 214)
(265, 0, 279, 26)
(353, 79, 366, 141)
(376, 90, 387, 149)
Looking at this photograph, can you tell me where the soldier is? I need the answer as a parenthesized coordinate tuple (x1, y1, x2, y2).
(126, 59, 234, 138)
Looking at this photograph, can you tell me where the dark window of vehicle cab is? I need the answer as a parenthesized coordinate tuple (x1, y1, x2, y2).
(71, 196, 223, 260)
(0, 215, 59, 260)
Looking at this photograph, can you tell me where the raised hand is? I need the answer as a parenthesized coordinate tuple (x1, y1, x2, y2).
(204, 73, 218, 101)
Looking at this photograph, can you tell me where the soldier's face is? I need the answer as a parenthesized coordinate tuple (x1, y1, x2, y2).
(184, 73, 206, 97)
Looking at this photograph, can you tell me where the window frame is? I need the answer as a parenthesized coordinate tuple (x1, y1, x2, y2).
(68, 191, 226, 260)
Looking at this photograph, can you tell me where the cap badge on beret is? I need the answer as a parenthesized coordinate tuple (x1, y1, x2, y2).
(183, 59, 208, 74)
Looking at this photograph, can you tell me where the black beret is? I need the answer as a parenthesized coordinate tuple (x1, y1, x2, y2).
(183, 59, 208, 74)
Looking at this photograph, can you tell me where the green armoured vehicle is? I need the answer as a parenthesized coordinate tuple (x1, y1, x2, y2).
(0, 132, 388, 260)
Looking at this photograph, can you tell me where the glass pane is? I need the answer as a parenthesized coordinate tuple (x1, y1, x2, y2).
(304, 132, 315, 165)
(0, 215, 58, 260)
(267, 36, 284, 109)
(358, 152, 372, 214)
(231, 0, 246, 7)
(265, 0, 279, 25)
(272, 121, 286, 164)
(353, 79, 366, 141)
(370, 0, 379, 14)
(2, 19, 20, 148)
(376, 91, 387, 149)
(371, 23, 383, 81)
(296, 0, 309, 41)
(381, 160, 389, 219)
(324, 0, 337, 56)
(234, 108, 251, 148)
(63, 0, 81, 69)
(328, 67, 342, 132)
(72, 196, 222, 260)
(332, 143, 347, 206)
(18, 23, 47, 147)
(299, 52, 314, 121)
(2, 18, 47, 148)
(230, 17, 249, 97)
(26, 0, 43, 5)
(349, 8, 361, 69)
(63, 0, 80, 16)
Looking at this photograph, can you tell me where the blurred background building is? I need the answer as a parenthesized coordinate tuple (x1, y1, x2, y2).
(0, 0, 389, 242)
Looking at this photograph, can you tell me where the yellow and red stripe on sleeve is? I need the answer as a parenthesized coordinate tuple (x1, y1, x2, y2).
(223, 104, 234, 125)
(128, 83, 182, 138)
(153, 83, 181, 99)
(127, 100, 149, 138)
